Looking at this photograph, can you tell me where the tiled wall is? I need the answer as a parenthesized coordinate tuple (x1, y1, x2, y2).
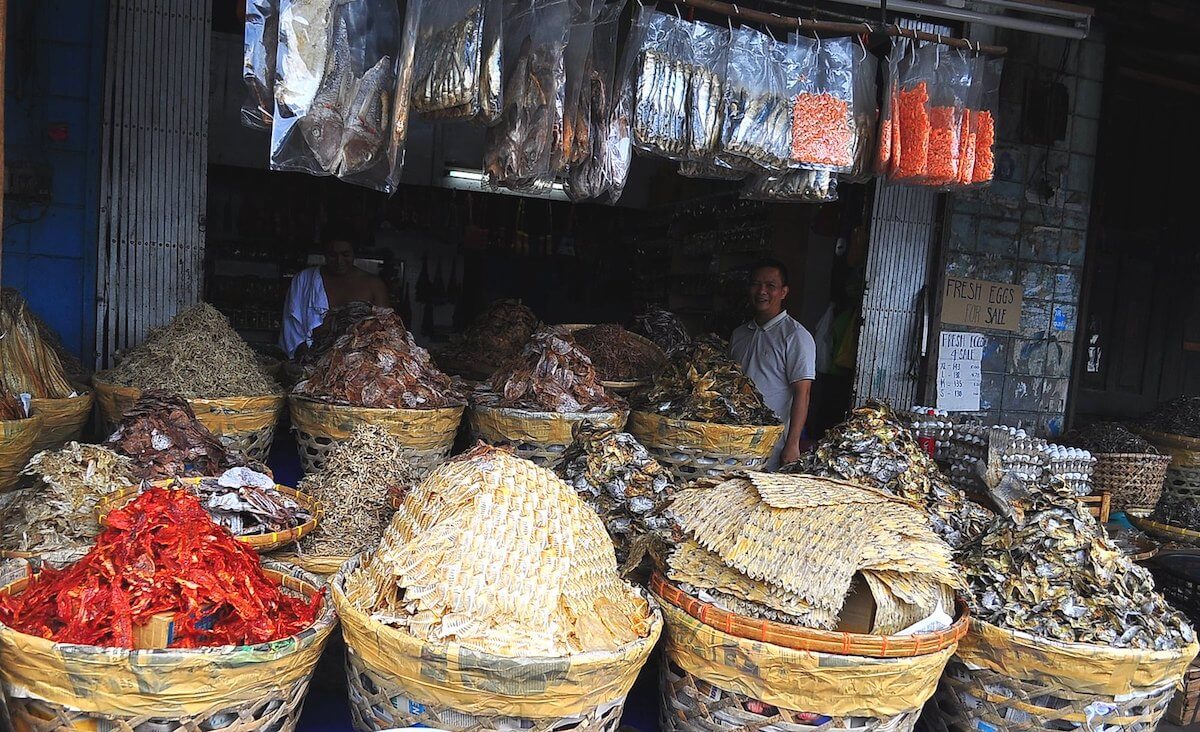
(937, 29, 1105, 437)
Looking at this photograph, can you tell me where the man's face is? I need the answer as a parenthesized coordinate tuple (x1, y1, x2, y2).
(749, 267, 788, 317)
(325, 239, 355, 276)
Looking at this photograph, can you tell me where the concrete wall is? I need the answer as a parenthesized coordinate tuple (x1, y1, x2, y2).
(937, 29, 1105, 436)
(2, 0, 106, 363)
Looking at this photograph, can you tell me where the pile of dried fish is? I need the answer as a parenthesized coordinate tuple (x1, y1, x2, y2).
(300, 302, 378, 368)
(2, 289, 84, 376)
(558, 423, 675, 572)
(633, 304, 690, 355)
(107, 303, 278, 398)
(164, 468, 311, 537)
(295, 307, 465, 409)
(105, 392, 262, 481)
(574, 325, 666, 383)
(441, 300, 540, 375)
(476, 326, 622, 413)
(0, 290, 77, 398)
(0, 388, 25, 421)
(635, 335, 777, 426)
(344, 444, 654, 656)
(412, 0, 501, 122)
(1064, 422, 1158, 454)
(785, 402, 993, 549)
(1144, 396, 1200, 438)
(297, 424, 416, 557)
(665, 472, 962, 633)
(965, 476, 1193, 649)
(1152, 493, 1200, 531)
(0, 443, 137, 555)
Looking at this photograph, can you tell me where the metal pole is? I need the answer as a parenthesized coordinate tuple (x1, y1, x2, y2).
(0, 0, 7, 287)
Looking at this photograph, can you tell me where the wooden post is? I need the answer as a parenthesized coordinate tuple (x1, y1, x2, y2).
(0, 0, 7, 286)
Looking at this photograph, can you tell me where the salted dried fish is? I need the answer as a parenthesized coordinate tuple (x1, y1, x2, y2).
(635, 334, 777, 426)
(1144, 397, 1200, 438)
(337, 55, 393, 176)
(476, 326, 621, 413)
(276, 0, 335, 113)
(439, 299, 540, 377)
(632, 304, 690, 355)
(176, 469, 311, 537)
(573, 325, 666, 383)
(484, 42, 561, 191)
(299, 16, 353, 171)
(743, 169, 838, 202)
(413, 4, 485, 120)
(301, 302, 377, 368)
(0, 289, 77, 398)
(1065, 422, 1158, 454)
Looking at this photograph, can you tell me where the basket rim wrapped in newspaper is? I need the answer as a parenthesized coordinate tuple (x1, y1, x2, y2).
(28, 389, 94, 454)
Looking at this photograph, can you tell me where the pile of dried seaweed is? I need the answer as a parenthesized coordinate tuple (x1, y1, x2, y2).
(442, 300, 541, 375)
(784, 401, 993, 549)
(106, 303, 278, 398)
(633, 304, 691, 355)
(297, 425, 416, 557)
(295, 308, 465, 409)
(0, 289, 77, 397)
(164, 468, 311, 537)
(965, 476, 1193, 649)
(1152, 493, 1200, 531)
(476, 326, 623, 413)
(0, 443, 137, 555)
(299, 302, 379, 368)
(0, 388, 26, 421)
(105, 392, 262, 481)
(1, 289, 84, 376)
(574, 325, 667, 383)
(1145, 397, 1200, 438)
(635, 335, 777, 426)
(557, 423, 675, 573)
(1064, 422, 1158, 454)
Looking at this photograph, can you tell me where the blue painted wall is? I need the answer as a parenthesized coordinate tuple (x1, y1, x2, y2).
(3, 0, 106, 364)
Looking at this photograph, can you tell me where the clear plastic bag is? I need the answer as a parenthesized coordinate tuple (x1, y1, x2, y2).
(952, 55, 984, 188)
(633, 11, 691, 159)
(891, 39, 936, 181)
(923, 47, 971, 186)
(411, 0, 489, 121)
(383, 0, 425, 192)
(717, 26, 788, 171)
(971, 57, 1003, 185)
(788, 35, 854, 171)
(679, 160, 747, 180)
(742, 169, 838, 202)
(684, 21, 729, 161)
(875, 37, 905, 177)
(241, 0, 278, 130)
(600, 1, 652, 202)
(482, 0, 572, 192)
(559, 0, 604, 173)
(842, 41, 879, 183)
(565, 0, 626, 201)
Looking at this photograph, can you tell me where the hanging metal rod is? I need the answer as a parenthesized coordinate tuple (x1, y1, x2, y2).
(817, 0, 1088, 39)
(668, 0, 1009, 54)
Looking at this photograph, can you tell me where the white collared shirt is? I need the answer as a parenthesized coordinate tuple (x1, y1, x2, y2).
(730, 310, 816, 428)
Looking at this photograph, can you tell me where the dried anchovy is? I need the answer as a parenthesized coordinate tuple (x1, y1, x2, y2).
(1144, 396, 1200, 438)
(441, 299, 540, 375)
(784, 401, 993, 549)
(634, 49, 688, 157)
(413, 4, 486, 120)
(1, 288, 84, 376)
(105, 392, 264, 481)
(557, 422, 675, 573)
(635, 334, 777, 426)
(107, 303, 278, 398)
(484, 43, 562, 191)
(297, 424, 415, 557)
(574, 325, 665, 382)
(1, 443, 137, 554)
(181, 470, 311, 537)
(632, 305, 690, 355)
(0, 289, 77, 398)
(1152, 493, 1200, 531)
(965, 475, 1194, 650)
(300, 302, 378, 368)
(476, 326, 622, 413)
(1064, 421, 1157, 455)
(296, 308, 464, 409)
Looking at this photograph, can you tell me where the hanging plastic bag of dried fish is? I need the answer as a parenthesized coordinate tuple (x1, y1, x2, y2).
(839, 42, 880, 184)
(632, 11, 690, 160)
(241, 0, 279, 130)
(715, 27, 789, 172)
(741, 169, 838, 203)
(482, 0, 572, 193)
(557, 0, 604, 177)
(564, 1, 622, 200)
(411, 0, 503, 123)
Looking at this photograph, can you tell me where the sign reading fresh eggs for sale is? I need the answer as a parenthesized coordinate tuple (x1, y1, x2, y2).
(941, 276, 1022, 333)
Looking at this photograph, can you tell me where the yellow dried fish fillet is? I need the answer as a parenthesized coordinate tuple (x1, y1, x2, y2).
(667, 541, 827, 621)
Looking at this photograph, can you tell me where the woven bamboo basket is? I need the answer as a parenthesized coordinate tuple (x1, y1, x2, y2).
(92, 375, 286, 461)
(332, 553, 662, 732)
(1167, 656, 1200, 726)
(626, 410, 783, 483)
(97, 479, 323, 553)
(0, 558, 337, 732)
(1138, 429, 1200, 502)
(28, 391, 94, 454)
(1129, 514, 1200, 547)
(1090, 452, 1173, 515)
(924, 619, 1198, 732)
(288, 395, 464, 476)
(468, 405, 628, 466)
(271, 552, 349, 579)
(1148, 550, 1200, 629)
(654, 578, 958, 732)
(0, 413, 42, 494)
(561, 324, 668, 392)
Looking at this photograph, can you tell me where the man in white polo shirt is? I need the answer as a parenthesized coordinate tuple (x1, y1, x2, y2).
(730, 259, 816, 469)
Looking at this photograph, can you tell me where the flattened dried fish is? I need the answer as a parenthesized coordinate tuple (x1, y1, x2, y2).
(413, 4, 485, 120)
(439, 300, 540, 376)
(476, 326, 621, 413)
(635, 335, 777, 426)
(177, 469, 311, 537)
(632, 304, 690, 355)
(276, 0, 335, 112)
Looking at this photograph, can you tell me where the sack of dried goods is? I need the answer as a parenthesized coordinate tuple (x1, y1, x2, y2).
(438, 299, 540, 379)
(927, 474, 1198, 732)
(0, 388, 41, 494)
(572, 324, 667, 387)
(94, 303, 285, 459)
(654, 471, 967, 732)
(470, 326, 627, 465)
(0, 488, 335, 730)
(0, 290, 93, 452)
(291, 307, 465, 475)
(628, 335, 782, 482)
(333, 444, 661, 730)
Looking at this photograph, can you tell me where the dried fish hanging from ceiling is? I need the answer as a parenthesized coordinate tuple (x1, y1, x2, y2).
(1, 443, 137, 555)
(564, 1, 626, 200)
(742, 168, 838, 202)
(0, 290, 77, 398)
(439, 299, 541, 377)
(635, 335, 778, 426)
(664, 472, 962, 634)
(784, 401, 992, 549)
(632, 11, 690, 160)
(162, 469, 312, 537)
(241, 0, 279, 130)
(344, 444, 654, 656)
(297, 425, 416, 557)
(573, 324, 666, 383)
(476, 326, 622, 413)
(632, 304, 691, 355)
(411, 0, 503, 123)
(839, 42, 880, 184)
(558, 0, 603, 174)
(715, 26, 790, 172)
(965, 474, 1193, 650)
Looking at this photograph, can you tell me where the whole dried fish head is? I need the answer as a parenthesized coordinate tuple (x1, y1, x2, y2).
(338, 55, 393, 176)
(300, 17, 353, 171)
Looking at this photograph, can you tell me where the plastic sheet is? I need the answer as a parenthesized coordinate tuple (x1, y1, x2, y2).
(842, 43, 879, 183)
(599, 1, 652, 202)
(684, 21, 730, 161)
(971, 57, 1003, 185)
(891, 40, 936, 181)
(789, 35, 854, 172)
(565, 0, 627, 200)
(241, 0, 278, 130)
(559, 0, 605, 173)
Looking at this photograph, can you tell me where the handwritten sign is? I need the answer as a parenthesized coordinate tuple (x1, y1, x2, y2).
(937, 331, 985, 412)
(942, 276, 1022, 333)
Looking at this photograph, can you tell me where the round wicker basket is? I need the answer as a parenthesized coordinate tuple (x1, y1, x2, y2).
(28, 392, 93, 454)
(560, 324, 668, 390)
(468, 405, 628, 467)
(0, 413, 43, 494)
(626, 410, 783, 484)
(1092, 452, 1173, 515)
(1129, 514, 1200, 547)
(1138, 429, 1200, 503)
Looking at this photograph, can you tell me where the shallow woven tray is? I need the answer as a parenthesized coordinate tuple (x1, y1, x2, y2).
(1129, 514, 1200, 547)
(97, 479, 322, 553)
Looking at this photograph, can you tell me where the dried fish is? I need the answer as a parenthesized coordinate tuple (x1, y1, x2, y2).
(1064, 422, 1158, 455)
(742, 169, 838, 203)
(241, 0, 279, 129)
(715, 27, 790, 171)
(440, 299, 540, 376)
(1144, 396, 1200, 438)
(337, 54, 393, 177)
(300, 16, 354, 171)
(557, 422, 675, 573)
(1152, 493, 1200, 532)
(965, 475, 1193, 650)
(106, 303, 278, 399)
(167, 469, 311, 537)
(484, 42, 562, 191)
(276, 0, 335, 113)
(301, 302, 378, 368)
(635, 335, 778, 426)
(0, 289, 77, 398)
(344, 444, 653, 656)
(296, 425, 415, 557)
(0, 387, 26, 421)
(574, 324, 666, 383)
(295, 307, 464, 409)
(632, 304, 691, 355)
(476, 326, 622, 413)
(412, 0, 500, 122)
(1, 443, 137, 555)
(632, 12, 689, 159)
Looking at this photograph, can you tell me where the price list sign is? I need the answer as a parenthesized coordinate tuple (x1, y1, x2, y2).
(937, 331, 985, 412)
